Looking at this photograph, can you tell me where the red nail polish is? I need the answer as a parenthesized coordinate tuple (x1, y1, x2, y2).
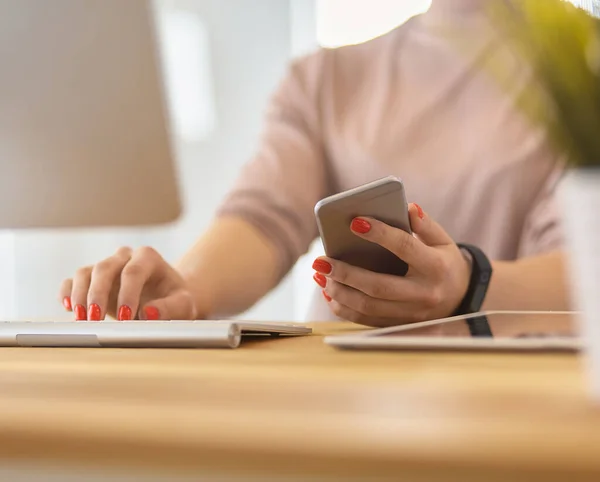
(313, 273, 327, 288)
(74, 304, 86, 321)
(118, 305, 132, 321)
(351, 218, 371, 234)
(63, 296, 72, 311)
(415, 203, 425, 220)
(312, 259, 332, 274)
(144, 306, 160, 321)
(323, 291, 332, 302)
(88, 303, 101, 321)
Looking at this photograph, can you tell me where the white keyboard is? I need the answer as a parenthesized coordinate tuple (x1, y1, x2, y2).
(0, 320, 312, 349)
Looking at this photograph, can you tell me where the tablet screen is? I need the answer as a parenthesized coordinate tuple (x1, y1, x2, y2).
(375, 312, 577, 339)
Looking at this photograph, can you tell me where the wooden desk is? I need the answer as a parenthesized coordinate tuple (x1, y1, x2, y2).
(0, 322, 599, 481)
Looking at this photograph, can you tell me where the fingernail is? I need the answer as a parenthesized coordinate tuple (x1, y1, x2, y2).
(144, 306, 160, 321)
(62, 296, 72, 311)
(351, 218, 371, 234)
(74, 304, 86, 321)
(323, 291, 332, 302)
(313, 273, 327, 288)
(312, 259, 332, 274)
(415, 203, 425, 220)
(118, 305, 132, 321)
(88, 303, 101, 321)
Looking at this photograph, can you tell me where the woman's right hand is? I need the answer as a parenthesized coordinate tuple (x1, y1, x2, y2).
(59, 246, 198, 321)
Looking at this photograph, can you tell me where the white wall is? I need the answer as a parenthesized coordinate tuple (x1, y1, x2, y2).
(316, 0, 430, 47)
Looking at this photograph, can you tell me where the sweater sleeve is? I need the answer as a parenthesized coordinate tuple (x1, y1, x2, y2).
(215, 50, 331, 281)
(517, 164, 565, 257)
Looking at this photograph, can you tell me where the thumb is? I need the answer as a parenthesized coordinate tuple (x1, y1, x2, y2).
(139, 290, 197, 320)
(409, 203, 453, 247)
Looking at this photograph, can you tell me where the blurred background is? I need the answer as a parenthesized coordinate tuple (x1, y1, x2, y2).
(0, 0, 591, 322)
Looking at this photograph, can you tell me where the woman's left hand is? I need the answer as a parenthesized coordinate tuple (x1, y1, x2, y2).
(312, 203, 471, 327)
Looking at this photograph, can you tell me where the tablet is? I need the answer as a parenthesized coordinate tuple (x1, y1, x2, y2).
(325, 311, 581, 352)
(0, 320, 311, 349)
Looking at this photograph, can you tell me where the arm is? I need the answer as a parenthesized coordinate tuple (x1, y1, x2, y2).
(175, 216, 279, 318)
(485, 162, 571, 311)
(485, 250, 571, 311)
(58, 47, 333, 322)
(59, 51, 331, 322)
(177, 52, 330, 318)
(308, 150, 571, 326)
(310, 205, 572, 328)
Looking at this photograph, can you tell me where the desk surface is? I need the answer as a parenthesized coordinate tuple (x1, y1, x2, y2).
(0, 322, 599, 481)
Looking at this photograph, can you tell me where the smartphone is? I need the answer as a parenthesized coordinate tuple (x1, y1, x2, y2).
(314, 176, 412, 276)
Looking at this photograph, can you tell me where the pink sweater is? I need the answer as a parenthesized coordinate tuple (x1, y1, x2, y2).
(217, 0, 563, 294)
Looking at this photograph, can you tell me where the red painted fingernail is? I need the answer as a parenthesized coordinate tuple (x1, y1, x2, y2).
(118, 305, 132, 321)
(144, 306, 160, 321)
(323, 291, 332, 302)
(313, 273, 327, 288)
(415, 203, 425, 220)
(74, 304, 86, 321)
(63, 296, 72, 311)
(88, 303, 101, 322)
(312, 259, 332, 274)
(351, 218, 371, 234)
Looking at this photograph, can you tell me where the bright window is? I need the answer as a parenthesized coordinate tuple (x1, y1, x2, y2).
(568, 0, 600, 16)
(316, 0, 432, 48)
(154, 4, 216, 143)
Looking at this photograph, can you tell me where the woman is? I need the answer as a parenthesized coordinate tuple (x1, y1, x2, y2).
(60, 0, 570, 324)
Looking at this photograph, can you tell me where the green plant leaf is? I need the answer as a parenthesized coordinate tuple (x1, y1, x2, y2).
(493, 0, 600, 167)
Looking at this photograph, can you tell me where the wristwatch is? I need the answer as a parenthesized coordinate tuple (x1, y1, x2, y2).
(453, 243, 493, 316)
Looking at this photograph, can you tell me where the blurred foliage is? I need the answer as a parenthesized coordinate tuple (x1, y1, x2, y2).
(497, 0, 600, 167)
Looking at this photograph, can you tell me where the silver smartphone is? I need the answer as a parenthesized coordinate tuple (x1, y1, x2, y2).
(314, 176, 412, 276)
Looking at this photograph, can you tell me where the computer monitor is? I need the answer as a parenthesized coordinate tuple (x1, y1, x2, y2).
(0, 0, 182, 229)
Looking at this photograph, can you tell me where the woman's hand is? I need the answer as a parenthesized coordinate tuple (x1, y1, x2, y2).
(59, 247, 198, 321)
(312, 203, 471, 327)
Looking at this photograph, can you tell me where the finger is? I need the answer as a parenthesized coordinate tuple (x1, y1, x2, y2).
(70, 267, 93, 320)
(349, 216, 437, 273)
(313, 257, 426, 301)
(325, 280, 428, 322)
(87, 247, 132, 321)
(140, 290, 196, 321)
(326, 299, 397, 328)
(59, 278, 74, 311)
(408, 203, 453, 247)
(117, 247, 165, 321)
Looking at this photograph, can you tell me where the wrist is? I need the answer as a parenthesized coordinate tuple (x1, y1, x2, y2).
(178, 272, 212, 319)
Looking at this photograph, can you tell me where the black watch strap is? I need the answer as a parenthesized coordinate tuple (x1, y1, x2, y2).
(453, 243, 493, 316)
